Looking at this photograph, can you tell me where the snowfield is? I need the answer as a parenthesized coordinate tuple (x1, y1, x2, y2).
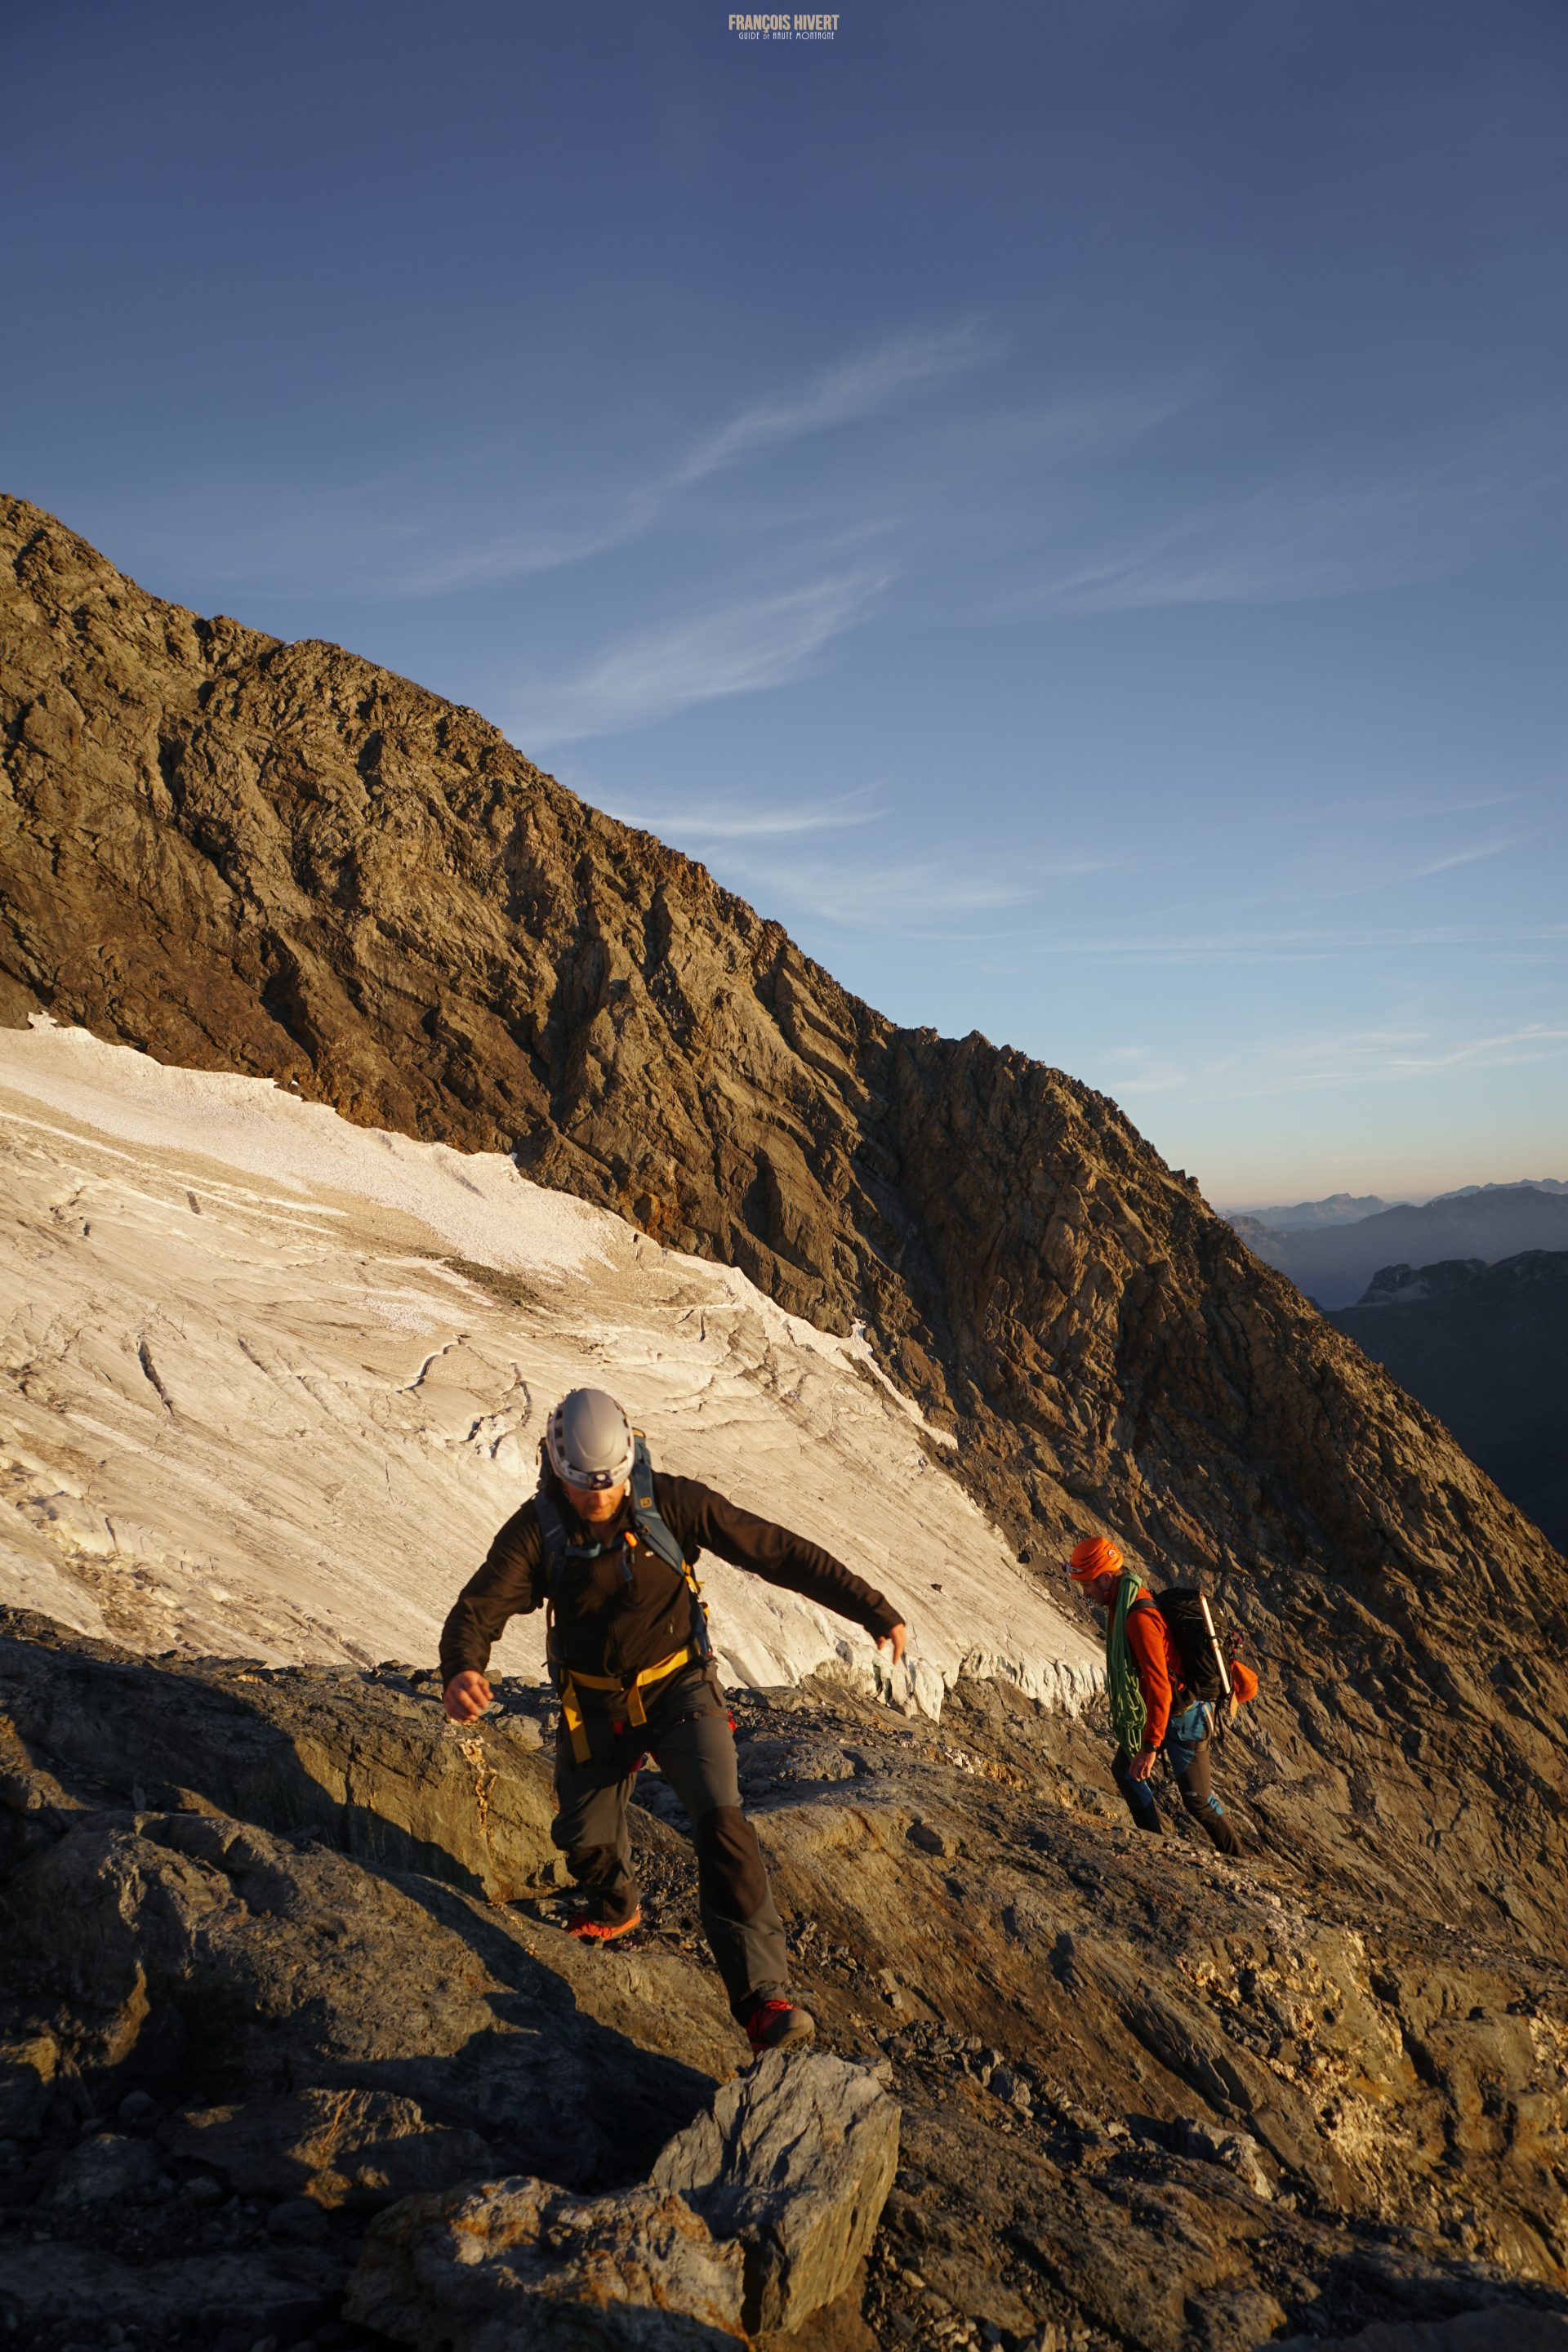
(0, 1020, 1100, 1717)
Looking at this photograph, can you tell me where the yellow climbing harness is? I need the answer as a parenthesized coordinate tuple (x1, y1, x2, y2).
(539, 1434, 715, 1766)
(557, 1643, 698, 1765)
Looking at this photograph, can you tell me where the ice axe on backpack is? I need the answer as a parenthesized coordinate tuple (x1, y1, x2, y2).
(1199, 1592, 1232, 1709)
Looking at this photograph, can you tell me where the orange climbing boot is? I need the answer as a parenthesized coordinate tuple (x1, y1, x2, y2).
(567, 1907, 642, 1944)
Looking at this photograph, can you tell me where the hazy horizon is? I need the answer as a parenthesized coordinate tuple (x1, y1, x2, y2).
(5, 0, 1564, 1204)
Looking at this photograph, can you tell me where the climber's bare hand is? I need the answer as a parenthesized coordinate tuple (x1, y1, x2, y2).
(877, 1623, 908, 1667)
(443, 1671, 493, 1723)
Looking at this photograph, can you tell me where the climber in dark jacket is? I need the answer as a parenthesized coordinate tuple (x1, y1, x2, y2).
(440, 1388, 908, 2057)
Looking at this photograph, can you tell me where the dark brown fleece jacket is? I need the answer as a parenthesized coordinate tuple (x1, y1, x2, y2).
(439, 1469, 903, 1688)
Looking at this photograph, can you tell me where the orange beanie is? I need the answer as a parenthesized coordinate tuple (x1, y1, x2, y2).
(1068, 1536, 1124, 1581)
(1229, 1659, 1259, 1704)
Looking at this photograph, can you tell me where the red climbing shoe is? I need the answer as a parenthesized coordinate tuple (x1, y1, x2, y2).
(746, 1999, 817, 2056)
(567, 1908, 642, 1944)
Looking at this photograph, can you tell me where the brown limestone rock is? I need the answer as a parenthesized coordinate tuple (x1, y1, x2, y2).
(0, 1607, 558, 1903)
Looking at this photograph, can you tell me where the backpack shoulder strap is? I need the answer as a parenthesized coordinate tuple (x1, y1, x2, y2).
(628, 1432, 687, 1575)
(629, 1432, 712, 1663)
(533, 1487, 573, 1603)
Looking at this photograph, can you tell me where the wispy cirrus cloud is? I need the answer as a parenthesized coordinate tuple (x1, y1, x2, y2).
(395, 329, 999, 596)
(987, 402, 1568, 618)
(508, 568, 890, 742)
(1407, 832, 1544, 880)
(604, 784, 886, 842)
(1011, 922, 1568, 965)
(151, 322, 1002, 604)
(703, 849, 1117, 933)
(1106, 1018, 1568, 1105)
(672, 323, 1004, 487)
(1272, 787, 1539, 831)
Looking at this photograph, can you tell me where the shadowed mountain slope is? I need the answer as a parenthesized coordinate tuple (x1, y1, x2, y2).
(2, 493, 1566, 1968)
(1330, 1253, 1568, 1553)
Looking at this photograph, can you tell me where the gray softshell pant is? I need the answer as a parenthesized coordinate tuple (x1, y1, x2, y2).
(550, 1668, 790, 2018)
(1112, 1699, 1244, 1856)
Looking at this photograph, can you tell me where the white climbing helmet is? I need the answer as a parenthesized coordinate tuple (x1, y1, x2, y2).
(546, 1388, 636, 1490)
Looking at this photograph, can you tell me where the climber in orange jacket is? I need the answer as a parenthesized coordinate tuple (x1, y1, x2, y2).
(1068, 1535, 1258, 1855)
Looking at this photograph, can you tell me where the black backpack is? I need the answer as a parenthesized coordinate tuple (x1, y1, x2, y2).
(1129, 1587, 1230, 1704)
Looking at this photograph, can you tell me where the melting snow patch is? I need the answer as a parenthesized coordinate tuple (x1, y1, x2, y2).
(0, 1022, 1100, 1714)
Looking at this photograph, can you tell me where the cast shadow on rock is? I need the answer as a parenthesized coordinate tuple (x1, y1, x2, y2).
(0, 1615, 716, 2192)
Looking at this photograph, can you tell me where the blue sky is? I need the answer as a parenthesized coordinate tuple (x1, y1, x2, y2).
(6, 0, 1566, 1204)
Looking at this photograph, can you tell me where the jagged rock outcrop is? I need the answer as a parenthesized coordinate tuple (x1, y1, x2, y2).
(653, 2053, 901, 2333)
(4, 495, 1568, 1980)
(2, 1616, 1566, 2351)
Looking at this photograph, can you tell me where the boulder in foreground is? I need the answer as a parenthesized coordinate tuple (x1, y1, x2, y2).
(653, 2051, 900, 2334)
(347, 2053, 899, 2348)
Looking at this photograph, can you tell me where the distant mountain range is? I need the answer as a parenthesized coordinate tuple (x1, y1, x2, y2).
(1232, 1185, 1568, 1308)
(1432, 1177, 1568, 1200)
(1231, 1192, 1404, 1230)
(1330, 1251, 1568, 1552)
(1232, 1177, 1568, 1232)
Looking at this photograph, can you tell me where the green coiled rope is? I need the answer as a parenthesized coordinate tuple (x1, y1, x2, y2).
(1105, 1570, 1148, 1756)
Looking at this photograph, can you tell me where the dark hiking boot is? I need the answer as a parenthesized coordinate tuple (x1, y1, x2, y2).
(746, 1999, 816, 2057)
(567, 1906, 642, 1944)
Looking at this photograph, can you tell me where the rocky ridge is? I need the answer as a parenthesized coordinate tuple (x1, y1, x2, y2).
(3, 495, 1567, 1984)
(3, 1611, 1567, 2352)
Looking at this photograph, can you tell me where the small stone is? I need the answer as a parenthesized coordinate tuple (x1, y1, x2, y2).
(54, 2133, 159, 2206)
(266, 2196, 329, 2243)
(906, 1820, 953, 1857)
(1215, 2132, 1273, 2200)
(118, 2089, 158, 2128)
(183, 2174, 225, 2203)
